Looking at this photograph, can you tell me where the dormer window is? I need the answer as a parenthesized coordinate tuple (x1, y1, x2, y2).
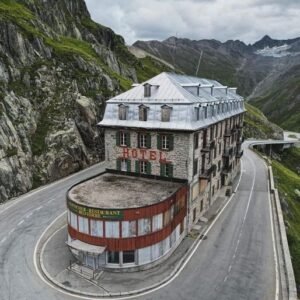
(118, 104, 128, 120)
(139, 104, 149, 121)
(144, 83, 151, 97)
(161, 105, 172, 122)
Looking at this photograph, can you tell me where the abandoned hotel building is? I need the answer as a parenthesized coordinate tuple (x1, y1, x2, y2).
(66, 72, 245, 270)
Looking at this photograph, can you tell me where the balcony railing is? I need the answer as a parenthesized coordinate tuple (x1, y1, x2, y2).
(236, 150, 244, 158)
(201, 139, 215, 152)
(199, 164, 216, 179)
(223, 147, 234, 157)
(222, 163, 232, 174)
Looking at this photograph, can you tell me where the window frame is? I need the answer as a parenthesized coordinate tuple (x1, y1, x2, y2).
(118, 104, 128, 120)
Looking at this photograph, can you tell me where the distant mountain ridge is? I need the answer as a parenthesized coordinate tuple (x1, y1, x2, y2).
(133, 35, 300, 131)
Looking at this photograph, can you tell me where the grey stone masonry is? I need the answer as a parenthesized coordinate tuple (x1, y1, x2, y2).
(105, 129, 193, 180)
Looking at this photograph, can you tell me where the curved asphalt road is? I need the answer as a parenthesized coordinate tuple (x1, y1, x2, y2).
(0, 145, 277, 300)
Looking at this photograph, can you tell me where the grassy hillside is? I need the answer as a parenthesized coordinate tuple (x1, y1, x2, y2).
(272, 148, 300, 291)
(251, 64, 300, 132)
(244, 102, 283, 139)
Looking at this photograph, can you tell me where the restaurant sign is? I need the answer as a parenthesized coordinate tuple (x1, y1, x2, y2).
(68, 200, 123, 220)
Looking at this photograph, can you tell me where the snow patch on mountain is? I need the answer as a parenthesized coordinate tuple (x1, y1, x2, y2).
(255, 44, 296, 57)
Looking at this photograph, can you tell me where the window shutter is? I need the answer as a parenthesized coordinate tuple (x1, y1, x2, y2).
(127, 159, 131, 172)
(146, 161, 152, 175)
(135, 160, 140, 173)
(116, 131, 120, 146)
(157, 134, 161, 150)
(146, 133, 151, 148)
(169, 164, 174, 178)
(168, 135, 174, 151)
(137, 133, 140, 148)
(160, 163, 165, 176)
(116, 159, 121, 171)
(126, 132, 131, 147)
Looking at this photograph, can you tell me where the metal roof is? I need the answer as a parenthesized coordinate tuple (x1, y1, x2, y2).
(99, 72, 245, 131)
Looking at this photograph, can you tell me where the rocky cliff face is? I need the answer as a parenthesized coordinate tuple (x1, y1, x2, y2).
(0, 0, 168, 202)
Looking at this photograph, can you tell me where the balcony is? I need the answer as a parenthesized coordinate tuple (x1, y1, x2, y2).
(199, 164, 216, 179)
(236, 150, 244, 158)
(201, 139, 215, 153)
(236, 137, 245, 145)
(224, 129, 231, 137)
(223, 147, 234, 158)
(222, 163, 232, 174)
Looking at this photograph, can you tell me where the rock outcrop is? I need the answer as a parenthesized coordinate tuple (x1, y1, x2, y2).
(0, 0, 143, 202)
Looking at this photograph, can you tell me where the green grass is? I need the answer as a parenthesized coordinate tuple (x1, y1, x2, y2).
(272, 153, 300, 290)
(135, 56, 172, 82)
(244, 102, 280, 139)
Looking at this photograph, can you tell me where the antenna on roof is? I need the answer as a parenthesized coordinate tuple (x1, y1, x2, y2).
(195, 50, 203, 77)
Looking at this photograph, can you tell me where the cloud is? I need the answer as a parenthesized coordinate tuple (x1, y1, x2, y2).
(85, 0, 300, 45)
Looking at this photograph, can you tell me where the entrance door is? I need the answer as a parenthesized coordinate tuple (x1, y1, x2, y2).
(84, 254, 95, 269)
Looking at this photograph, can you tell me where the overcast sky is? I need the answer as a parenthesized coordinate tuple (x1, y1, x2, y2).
(85, 0, 300, 45)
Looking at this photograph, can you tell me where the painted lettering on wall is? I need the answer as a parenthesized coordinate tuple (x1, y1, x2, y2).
(68, 200, 123, 220)
(122, 148, 168, 162)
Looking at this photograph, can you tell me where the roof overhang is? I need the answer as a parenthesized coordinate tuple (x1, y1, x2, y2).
(67, 239, 106, 255)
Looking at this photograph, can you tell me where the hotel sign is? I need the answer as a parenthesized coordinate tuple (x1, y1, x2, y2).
(122, 147, 169, 162)
(68, 200, 123, 220)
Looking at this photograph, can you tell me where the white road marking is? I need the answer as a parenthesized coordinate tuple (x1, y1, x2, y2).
(228, 265, 232, 273)
(8, 228, 15, 235)
(33, 162, 245, 300)
(0, 237, 7, 244)
(25, 212, 33, 218)
(223, 276, 228, 282)
(17, 220, 24, 226)
(35, 206, 43, 211)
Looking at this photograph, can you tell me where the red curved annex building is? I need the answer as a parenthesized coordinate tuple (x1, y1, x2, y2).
(67, 173, 187, 270)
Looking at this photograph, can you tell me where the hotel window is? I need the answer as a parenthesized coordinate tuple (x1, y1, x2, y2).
(152, 214, 163, 232)
(139, 105, 148, 121)
(193, 159, 198, 176)
(164, 209, 171, 226)
(116, 158, 131, 172)
(157, 134, 174, 151)
(78, 216, 89, 234)
(195, 107, 200, 121)
(162, 135, 169, 150)
(118, 104, 128, 120)
(116, 131, 130, 147)
(90, 220, 103, 237)
(194, 133, 199, 149)
(144, 83, 151, 97)
(70, 211, 77, 229)
(140, 161, 147, 174)
(160, 163, 173, 178)
(135, 160, 151, 175)
(138, 133, 151, 148)
(204, 106, 208, 119)
(123, 250, 135, 264)
(138, 218, 151, 235)
(161, 105, 172, 122)
(122, 220, 136, 237)
(108, 251, 120, 264)
(105, 221, 120, 238)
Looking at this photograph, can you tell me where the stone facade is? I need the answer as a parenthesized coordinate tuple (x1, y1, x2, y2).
(104, 112, 244, 230)
(100, 72, 246, 234)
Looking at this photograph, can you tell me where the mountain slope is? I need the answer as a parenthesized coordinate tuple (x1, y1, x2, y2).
(133, 36, 300, 131)
(0, 0, 169, 202)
